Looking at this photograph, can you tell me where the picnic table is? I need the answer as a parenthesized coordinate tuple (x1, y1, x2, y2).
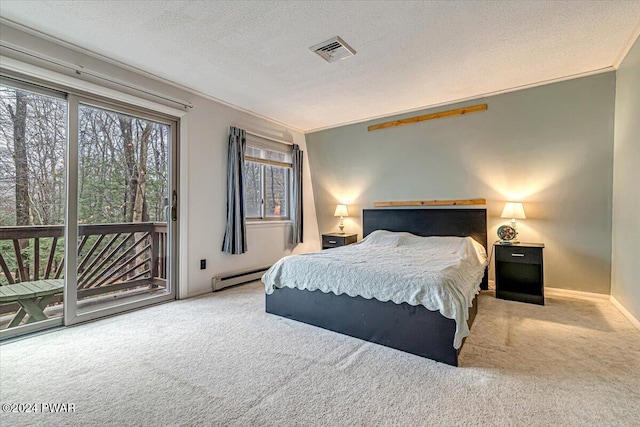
(0, 279, 64, 327)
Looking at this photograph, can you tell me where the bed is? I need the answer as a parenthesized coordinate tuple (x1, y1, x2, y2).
(264, 208, 488, 366)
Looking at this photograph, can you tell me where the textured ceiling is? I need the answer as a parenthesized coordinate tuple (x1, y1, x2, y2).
(1, 1, 639, 132)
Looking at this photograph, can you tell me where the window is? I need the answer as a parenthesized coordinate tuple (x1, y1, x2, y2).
(244, 134, 291, 220)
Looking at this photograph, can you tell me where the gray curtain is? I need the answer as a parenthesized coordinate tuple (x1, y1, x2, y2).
(222, 127, 247, 254)
(290, 144, 304, 244)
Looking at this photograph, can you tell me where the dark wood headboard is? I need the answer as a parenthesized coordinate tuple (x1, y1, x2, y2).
(362, 208, 488, 250)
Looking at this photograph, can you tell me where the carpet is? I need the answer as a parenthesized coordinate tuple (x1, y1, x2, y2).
(0, 282, 638, 426)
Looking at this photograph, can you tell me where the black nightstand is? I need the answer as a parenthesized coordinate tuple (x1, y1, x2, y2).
(322, 233, 357, 249)
(494, 243, 545, 305)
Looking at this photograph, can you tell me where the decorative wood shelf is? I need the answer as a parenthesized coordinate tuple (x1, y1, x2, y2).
(373, 199, 486, 207)
(367, 104, 487, 132)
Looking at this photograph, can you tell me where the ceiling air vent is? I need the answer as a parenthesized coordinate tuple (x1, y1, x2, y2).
(310, 36, 356, 63)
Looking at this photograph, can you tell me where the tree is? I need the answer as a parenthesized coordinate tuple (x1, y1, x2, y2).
(132, 121, 151, 222)
(8, 91, 29, 226)
(120, 116, 136, 223)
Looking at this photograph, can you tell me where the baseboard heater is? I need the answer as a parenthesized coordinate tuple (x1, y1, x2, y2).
(211, 265, 271, 291)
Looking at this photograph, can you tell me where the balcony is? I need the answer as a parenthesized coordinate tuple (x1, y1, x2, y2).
(0, 222, 168, 330)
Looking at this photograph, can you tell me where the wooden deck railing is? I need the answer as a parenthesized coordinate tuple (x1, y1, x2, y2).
(0, 222, 167, 314)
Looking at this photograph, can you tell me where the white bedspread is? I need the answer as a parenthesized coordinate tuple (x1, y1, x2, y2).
(263, 230, 488, 349)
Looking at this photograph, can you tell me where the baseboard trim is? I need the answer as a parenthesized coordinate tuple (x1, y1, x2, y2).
(545, 287, 609, 300)
(610, 296, 640, 331)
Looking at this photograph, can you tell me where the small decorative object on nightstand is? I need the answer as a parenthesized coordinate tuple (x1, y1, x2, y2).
(494, 242, 545, 305)
(322, 233, 357, 250)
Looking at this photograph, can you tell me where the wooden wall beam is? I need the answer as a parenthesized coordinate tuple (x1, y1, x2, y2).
(367, 104, 487, 132)
(373, 199, 486, 207)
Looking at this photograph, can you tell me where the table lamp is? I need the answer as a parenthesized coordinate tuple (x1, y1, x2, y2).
(500, 202, 526, 243)
(334, 204, 349, 234)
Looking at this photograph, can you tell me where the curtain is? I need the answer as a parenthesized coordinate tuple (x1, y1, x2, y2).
(290, 143, 304, 244)
(222, 127, 247, 254)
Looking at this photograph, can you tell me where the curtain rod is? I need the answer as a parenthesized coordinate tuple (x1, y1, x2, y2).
(245, 130, 294, 146)
(1, 43, 194, 109)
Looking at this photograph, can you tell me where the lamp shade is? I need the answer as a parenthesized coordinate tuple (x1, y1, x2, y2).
(500, 202, 526, 220)
(334, 204, 349, 217)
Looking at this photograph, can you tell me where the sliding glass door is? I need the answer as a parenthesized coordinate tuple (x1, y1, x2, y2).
(72, 100, 174, 318)
(0, 78, 177, 337)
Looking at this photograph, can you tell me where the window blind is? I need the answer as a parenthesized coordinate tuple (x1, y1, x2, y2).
(245, 133, 292, 167)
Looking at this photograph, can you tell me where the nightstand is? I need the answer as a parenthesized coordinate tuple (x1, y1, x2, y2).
(322, 233, 357, 249)
(494, 243, 545, 305)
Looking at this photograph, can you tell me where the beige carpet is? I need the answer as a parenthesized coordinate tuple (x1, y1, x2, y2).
(0, 282, 638, 426)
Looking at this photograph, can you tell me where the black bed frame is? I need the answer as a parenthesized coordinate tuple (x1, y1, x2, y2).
(265, 208, 488, 366)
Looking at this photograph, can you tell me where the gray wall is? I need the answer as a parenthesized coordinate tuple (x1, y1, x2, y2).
(306, 73, 616, 294)
(612, 37, 640, 319)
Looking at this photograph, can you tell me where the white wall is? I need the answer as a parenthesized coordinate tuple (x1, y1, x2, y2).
(0, 23, 320, 298)
(185, 97, 320, 297)
(611, 35, 640, 322)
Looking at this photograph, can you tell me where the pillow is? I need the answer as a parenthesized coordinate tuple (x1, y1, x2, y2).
(360, 230, 411, 247)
